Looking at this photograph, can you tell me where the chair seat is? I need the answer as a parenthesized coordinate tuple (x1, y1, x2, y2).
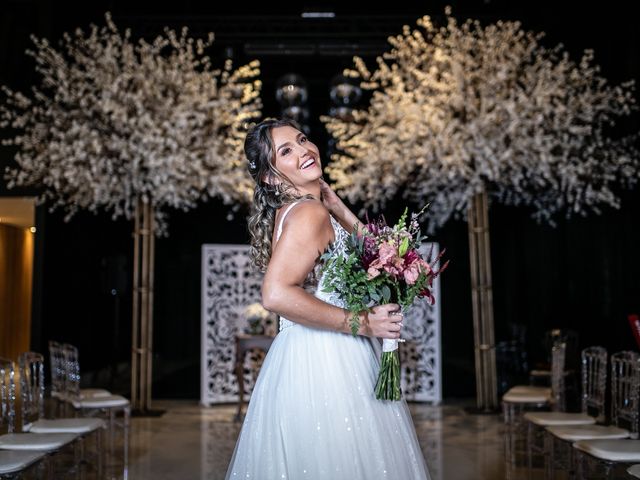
(26, 418, 105, 434)
(0, 450, 46, 474)
(574, 439, 640, 462)
(547, 424, 630, 441)
(523, 411, 596, 426)
(80, 388, 112, 399)
(627, 464, 640, 478)
(503, 386, 551, 403)
(0, 432, 78, 451)
(508, 385, 549, 393)
(71, 394, 130, 409)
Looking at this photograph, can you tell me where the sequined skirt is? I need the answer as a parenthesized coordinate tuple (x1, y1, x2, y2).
(225, 320, 430, 480)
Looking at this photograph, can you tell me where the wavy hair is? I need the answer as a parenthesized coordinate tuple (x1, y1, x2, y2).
(245, 118, 314, 271)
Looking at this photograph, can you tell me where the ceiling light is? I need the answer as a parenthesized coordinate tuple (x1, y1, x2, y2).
(301, 12, 335, 18)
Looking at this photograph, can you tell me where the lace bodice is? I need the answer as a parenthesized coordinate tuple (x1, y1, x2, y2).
(274, 202, 350, 332)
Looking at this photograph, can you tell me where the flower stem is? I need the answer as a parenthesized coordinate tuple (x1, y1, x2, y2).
(374, 350, 402, 401)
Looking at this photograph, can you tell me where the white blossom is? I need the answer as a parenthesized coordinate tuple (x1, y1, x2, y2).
(322, 8, 639, 232)
(1, 13, 262, 234)
(244, 302, 270, 321)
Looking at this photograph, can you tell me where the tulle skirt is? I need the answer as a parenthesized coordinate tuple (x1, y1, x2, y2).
(225, 321, 430, 480)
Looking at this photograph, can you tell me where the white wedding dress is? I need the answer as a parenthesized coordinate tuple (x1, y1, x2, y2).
(225, 201, 430, 480)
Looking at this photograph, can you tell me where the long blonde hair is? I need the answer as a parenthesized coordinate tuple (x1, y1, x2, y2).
(244, 118, 314, 271)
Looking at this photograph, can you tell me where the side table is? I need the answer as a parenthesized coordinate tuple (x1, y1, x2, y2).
(234, 334, 274, 421)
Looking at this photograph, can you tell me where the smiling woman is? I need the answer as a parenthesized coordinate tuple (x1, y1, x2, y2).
(244, 118, 322, 272)
(270, 126, 323, 193)
(225, 118, 429, 480)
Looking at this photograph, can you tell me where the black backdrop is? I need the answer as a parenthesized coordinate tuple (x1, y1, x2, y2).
(1, 0, 639, 399)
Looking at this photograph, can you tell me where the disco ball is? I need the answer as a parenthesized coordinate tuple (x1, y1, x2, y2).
(329, 75, 362, 106)
(275, 73, 309, 106)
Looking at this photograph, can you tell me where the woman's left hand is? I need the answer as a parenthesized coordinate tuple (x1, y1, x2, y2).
(319, 177, 343, 213)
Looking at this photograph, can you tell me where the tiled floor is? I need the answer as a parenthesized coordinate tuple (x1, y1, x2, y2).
(118, 400, 531, 480)
(29, 400, 633, 479)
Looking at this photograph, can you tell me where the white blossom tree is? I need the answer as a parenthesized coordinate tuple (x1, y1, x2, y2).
(322, 8, 639, 410)
(323, 9, 639, 231)
(1, 12, 262, 234)
(0, 13, 262, 412)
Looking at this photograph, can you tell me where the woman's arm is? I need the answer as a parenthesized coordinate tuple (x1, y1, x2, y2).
(319, 178, 367, 235)
(261, 199, 402, 339)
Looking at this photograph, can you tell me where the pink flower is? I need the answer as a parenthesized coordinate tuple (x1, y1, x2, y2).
(367, 266, 381, 279)
(368, 243, 399, 275)
(378, 242, 397, 264)
(403, 264, 420, 284)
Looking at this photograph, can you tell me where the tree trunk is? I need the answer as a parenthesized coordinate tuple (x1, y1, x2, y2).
(131, 197, 155, 413)
(467, 190, 498, 411)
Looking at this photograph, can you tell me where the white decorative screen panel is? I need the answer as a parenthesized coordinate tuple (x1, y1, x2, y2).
(201, 243, 442, 405)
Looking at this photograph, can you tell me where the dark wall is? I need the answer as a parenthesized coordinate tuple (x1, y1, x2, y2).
(1, 0, 639, 399)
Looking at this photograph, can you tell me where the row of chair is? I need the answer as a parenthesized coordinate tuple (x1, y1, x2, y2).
(502, 343, 640, 478)
(0, 342, 130, 478)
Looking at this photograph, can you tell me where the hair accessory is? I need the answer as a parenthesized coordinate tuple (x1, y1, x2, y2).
(248, 159, 256, 169)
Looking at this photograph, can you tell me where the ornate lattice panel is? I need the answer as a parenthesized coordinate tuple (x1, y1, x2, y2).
(201, 245, 263, 405)
(201, 243, 442, 405)
(398, 243, 442, 403)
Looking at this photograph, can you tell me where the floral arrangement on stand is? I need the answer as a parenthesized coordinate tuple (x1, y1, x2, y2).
(0, 13, 263, 413)
(244, 302, 276, 337)
(321, 7, 639, 409)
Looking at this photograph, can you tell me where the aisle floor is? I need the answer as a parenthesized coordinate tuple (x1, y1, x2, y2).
(125, 400, 524, 480)
(55, 399, 631, 479)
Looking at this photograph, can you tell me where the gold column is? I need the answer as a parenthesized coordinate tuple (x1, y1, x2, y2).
(467, 190, 498, 411)
(131, 198, 155, 413)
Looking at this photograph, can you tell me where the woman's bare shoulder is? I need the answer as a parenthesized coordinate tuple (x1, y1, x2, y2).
(285, 198, 330, 226)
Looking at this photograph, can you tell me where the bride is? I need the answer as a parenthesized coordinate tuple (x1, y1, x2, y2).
(225, 118, 430, 479)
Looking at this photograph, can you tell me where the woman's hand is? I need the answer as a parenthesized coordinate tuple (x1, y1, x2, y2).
(359, 303, 403, 339)
(319, 177, 344, 214)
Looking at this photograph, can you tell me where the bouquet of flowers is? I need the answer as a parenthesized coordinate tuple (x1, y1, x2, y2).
(321, 207, 448, 400)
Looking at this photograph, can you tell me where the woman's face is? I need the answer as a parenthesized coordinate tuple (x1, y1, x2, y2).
(269, 125, 322, 191)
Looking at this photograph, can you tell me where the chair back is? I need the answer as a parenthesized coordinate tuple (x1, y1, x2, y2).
(550, 341, 566, 411)
(0, 357, 16, 433)
(48, 340, 66, 398)
(62, 343, 82, 400)
(611, 350, 640, 438)
(19, 352, 45, 428)
(581, 346, 607, 422)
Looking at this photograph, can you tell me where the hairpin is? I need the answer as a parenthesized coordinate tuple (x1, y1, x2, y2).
(248, 160, 256, 169)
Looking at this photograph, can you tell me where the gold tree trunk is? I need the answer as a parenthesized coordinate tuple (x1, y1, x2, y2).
(131, 197, 155, 412)
(467, 190, 498, 411)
